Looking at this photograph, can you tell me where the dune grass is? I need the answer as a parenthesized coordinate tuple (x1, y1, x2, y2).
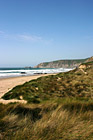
(2, 63, 93, 103)
(0, 60, 93, 139)
(0, 98, 93, 140)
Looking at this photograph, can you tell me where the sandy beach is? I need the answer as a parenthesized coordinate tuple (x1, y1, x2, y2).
(0, 74, 55, 104)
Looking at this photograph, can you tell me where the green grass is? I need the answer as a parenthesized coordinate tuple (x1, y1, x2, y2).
(0, 60, 93, 140)
(82, 61, 93, 66)
(2, 63, 93, 103)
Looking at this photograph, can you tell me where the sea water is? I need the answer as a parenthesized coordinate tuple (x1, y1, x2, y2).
(0, 67, 72, 78)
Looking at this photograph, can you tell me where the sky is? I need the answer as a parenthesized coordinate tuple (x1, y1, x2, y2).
(0, 0, 93, 67)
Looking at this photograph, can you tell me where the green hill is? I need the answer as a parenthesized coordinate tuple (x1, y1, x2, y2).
(3, 59, 93, 103)
(34, 58, 90, 68)
(0, 59, 93, 140)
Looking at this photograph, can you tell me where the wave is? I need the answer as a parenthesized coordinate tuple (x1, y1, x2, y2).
(0, 68, 72, 78)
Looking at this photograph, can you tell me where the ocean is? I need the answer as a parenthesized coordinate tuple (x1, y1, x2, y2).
(0, 67, 72, 78)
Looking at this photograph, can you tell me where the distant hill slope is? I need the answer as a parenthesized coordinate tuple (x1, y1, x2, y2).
(34, 58, 90, 68)
(35, 57, 93, 68)
(3, 58, 93, 103)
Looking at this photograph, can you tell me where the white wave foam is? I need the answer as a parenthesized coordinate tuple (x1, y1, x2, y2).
(0, 68, 72, 78)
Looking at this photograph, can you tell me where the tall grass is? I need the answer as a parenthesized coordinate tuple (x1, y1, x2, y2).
(0, 61, 93, 139)
(0, 99, 93, 140)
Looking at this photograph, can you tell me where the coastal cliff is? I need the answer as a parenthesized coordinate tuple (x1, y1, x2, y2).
(34, 58, 90, 68)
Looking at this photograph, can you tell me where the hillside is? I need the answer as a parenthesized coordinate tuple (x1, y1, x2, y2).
(34, 58, 89, 68)
(0, 59, 93, 140)
(3, 59, 93, 102)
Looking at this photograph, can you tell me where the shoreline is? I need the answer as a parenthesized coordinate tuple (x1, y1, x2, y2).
(0, 73, 56, 99)
(0, 74, 49, 80)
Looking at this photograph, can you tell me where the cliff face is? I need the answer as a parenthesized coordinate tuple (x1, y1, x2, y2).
(34, 58, 89, 68)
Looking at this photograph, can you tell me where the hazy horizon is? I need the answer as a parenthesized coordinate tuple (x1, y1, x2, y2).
(0, 0, 93, 67)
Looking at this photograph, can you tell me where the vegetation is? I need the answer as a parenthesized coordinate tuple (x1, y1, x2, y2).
(35, 58, 89, 68)
(0, 99, 93, 140)
(0, 59, 93, 140)
(3, 60, 93, 102)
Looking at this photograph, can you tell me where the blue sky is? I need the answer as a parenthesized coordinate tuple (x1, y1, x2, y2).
(0, 0, 93, 67)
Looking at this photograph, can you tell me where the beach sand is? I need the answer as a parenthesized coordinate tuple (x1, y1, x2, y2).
(0, 74, 55, 104)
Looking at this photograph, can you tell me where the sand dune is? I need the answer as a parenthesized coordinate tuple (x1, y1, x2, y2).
(0, 74, 55, 104)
